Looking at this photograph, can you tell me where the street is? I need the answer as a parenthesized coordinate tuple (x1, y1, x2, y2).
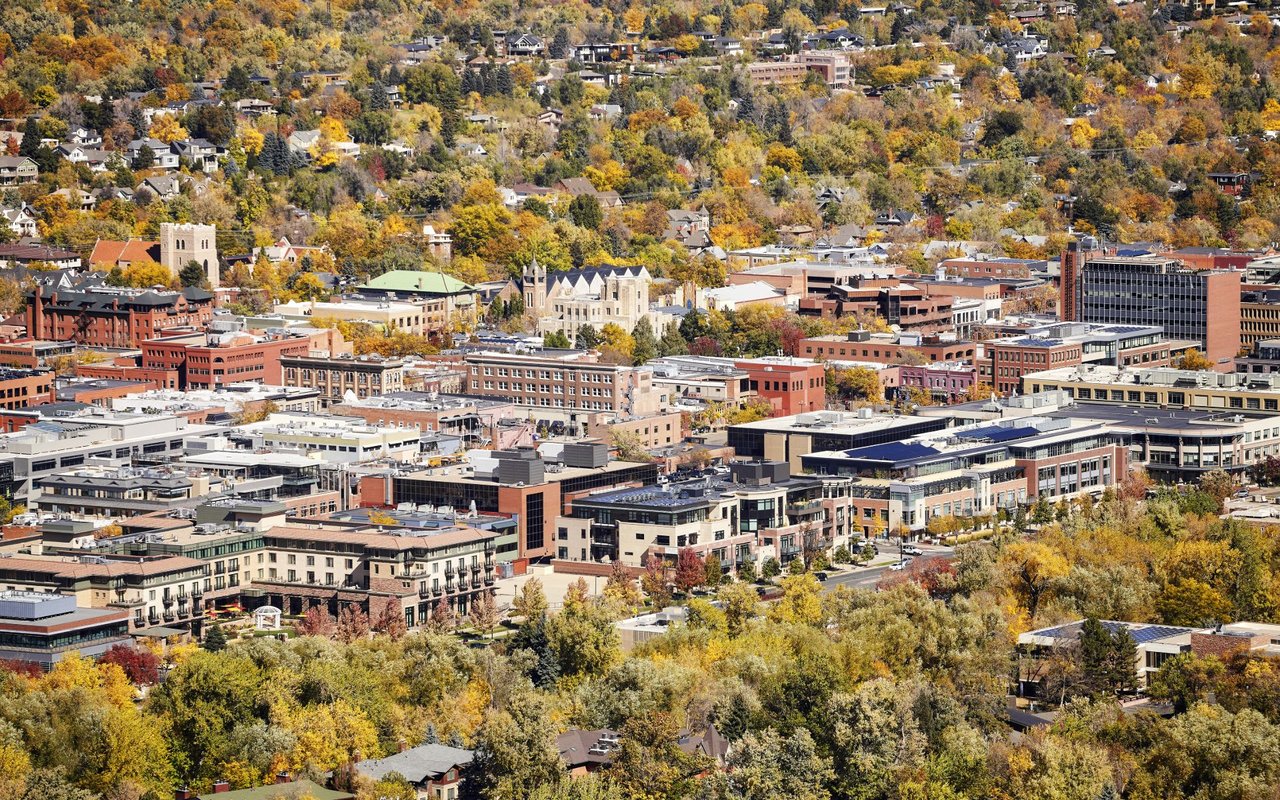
(819, 543, 957, 592)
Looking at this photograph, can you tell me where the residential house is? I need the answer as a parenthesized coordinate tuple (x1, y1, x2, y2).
(505, 32, 545, 56)
(422, 224, 452, 262)
(67, 127, 103, 147)
(137, 175, 182, 202)
(0, 244, 82, 270)
(712, 37, 743, 55)
(50, 188, 96, 212)
(125, 138, 179, 170)
(537, 108, 564, 133)
(555, 177, 623, 207)
(588, 103, 623, 122)
(172, 138, 223, 172)
(350, 743, 474, 799)
(1, 205, 38, 239)
(0, 157, 38, 186)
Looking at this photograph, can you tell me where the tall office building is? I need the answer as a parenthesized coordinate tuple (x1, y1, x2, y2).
(1068, 253, 1240, 366)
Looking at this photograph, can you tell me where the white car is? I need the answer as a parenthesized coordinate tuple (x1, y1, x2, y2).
(889, 560, 910, 571)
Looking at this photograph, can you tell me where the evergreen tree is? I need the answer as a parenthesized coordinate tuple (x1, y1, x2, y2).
(494, 65, 514, 96)
(736, 92, 756, 123)
(224, 63, 251, 94)
(203, 624, 227, 652)
(631, 317, 659, 365)
(576, 324, 600, 349)
(550, 28, 570, 58)
(133, 143, 155, 169)
(128, 105, 146, 138)
(568, 194, 603, 230)
(543, 331, 571, 349)
(368, 80, 390, 111)
(658, 322, 688, 356)
(425, 723, 440, 744)
(18, 117, 39, 157)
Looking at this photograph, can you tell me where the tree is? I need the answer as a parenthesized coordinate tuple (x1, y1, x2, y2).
(630, 317, 658, 365)
(726, 728, 834, 800)
(1079, 617, 1137, 697)
(703, 553, 723, 588)
(511, 578, 548, 622)
(568, 194, 603, 230)
(610, 428, 652, 462)
(718, 581, 759, 636)
(296, 606, 337, 637)
(640, 553, 670, 608)
(132, 143, 154, 169)
(467, 694, 571, 800)
(674, 548, 705, 594)
(576, 324, 600, 349)
(761, 557, 781, 580)
(1002, 541, 1069, 618)
(1198, 469, 1236, 512)
(178, 260, 209, 288)
(336, 605, 370, 643)
(542, 330, 571, 349)
(97, 644, 160, 686)
(467, 591, 501, 639)
(373, 597, 408, 640)
(769, 574, 824, 626)
(602, 561, 642, 613)
(427, 598, 457, 633)
(1176, 348, 1214, 371)
(203, 623, 227, 651)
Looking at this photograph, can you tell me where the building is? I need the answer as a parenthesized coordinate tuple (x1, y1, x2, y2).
(648, 356, 826, 416)
(32, 465, 220, 517)
(361, 445, 660, 559)
(554, 461, 858, 570)
(798, 281, 957, 332)
(27, 278, 215, 349)
(0, 369, 54, 410)
(898, 362, 979, 404)
(461, 351, 665, 429)
(275, 298, 430, 335)
(799, 50, 855, 88)
(1062, 249, 1241, 365)
(356, 271, 478, 332)
(802, 416, 1128, 532)
(89, 223, 220, 287)
(798, 331, 978, 364)
(0, 554, 209, 635)
(178, 452, 337, 515)
(939, 255, 1047, 279)
(1022, 364, 1280, 418)
(0, 243, 82, 270)
(0, 156, 38, 185)
(182, 780, 353, 800)
(351, 743, 473, 799)
(727, 410, 948, 473)
(982, 322, 1187, 396)
(512, 262, 657, 341)
(0, 591, 131, 669)
(226, 413, 425, 465)
(1240, 287, 1280, 349)
(330, 393, 526, 449)
(127, 328, 328, 390)
(280, 353, 405, 407)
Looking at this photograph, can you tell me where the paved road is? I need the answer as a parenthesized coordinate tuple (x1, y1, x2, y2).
(820, 544, 957, 592)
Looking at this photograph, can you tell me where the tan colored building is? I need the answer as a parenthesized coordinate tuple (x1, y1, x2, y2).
(276, 299, 430, 335)
(1023, 364, 1280, 415)
(280, 354, 405, 407)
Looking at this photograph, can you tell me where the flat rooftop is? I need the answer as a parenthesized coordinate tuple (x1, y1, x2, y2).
(730, 409, 936, 435)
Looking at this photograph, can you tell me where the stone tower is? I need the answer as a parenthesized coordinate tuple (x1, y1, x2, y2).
(160, 222, 219, 288)
(522, 258, 546, 314)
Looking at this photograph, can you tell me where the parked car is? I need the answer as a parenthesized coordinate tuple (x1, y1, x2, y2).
(814, 572, 829, 581)
(902, 545, 923, 556)
(889, 559, 911, 571)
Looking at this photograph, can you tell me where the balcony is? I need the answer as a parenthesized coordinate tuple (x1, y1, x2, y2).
(788, 499, 825, 516)
(162, 609, 175, 623)
(419, 586, 431, 599)
(484, 574, 495, 586)
(147, 611, 160, 626)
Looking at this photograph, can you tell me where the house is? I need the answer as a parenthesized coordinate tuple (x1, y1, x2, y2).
(422, 225, 452, 262)
(0, 244, 83, 270)
(56, 145, 113, 172)
(125, 138, 179, 170)
(137, 175, 182, 202)
(350, 743, 474, 799)
(572, 42, 638, 63)
(537, 109, 564, 132)
(50, 188, 96, 212)
(712, 37, 743, 55)
(1, 205, 38, 239)
(875, 209, 917, 227)
(589, 104, 623, 122)
(505, 32, 545, 57)
(234, 98, 275, 116)
(180, 779, 353, 800)
(286, 129, 322, 154)
(578, 69, 609, 87)
(557, 729, 621, 774)
(1208, 171, 1253, 197)
(555, 177, 623, 207)
(67, 127, 103, 147)
(171, 138, 223, 172)
(0, 157, 38, 186)
(457, 142, 487, 158)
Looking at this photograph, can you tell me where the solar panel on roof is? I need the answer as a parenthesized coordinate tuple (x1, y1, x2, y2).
(959, 426, 1039, 443)
(839, 441, 940, 461)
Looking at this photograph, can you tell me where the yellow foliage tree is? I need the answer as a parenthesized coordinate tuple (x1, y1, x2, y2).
(149, 113, 188, 144)
(768, 574, 824, 626)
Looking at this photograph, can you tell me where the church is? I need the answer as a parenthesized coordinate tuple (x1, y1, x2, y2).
(506, 260, 660, 340)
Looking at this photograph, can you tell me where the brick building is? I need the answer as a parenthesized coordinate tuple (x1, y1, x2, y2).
(798, 282, 956, 332)
(798, 331, 977, 364)
(281, 353, 405, 407)
(27, 279, 215, 348)
(0, 369, 55, 410)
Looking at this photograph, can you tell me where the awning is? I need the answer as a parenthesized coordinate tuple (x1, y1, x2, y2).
(133, 625, 188, 638)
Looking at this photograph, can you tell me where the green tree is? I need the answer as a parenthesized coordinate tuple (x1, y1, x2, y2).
(726, 728, 833, 800)
(466, 694, 564, 800)
(178, 260, 209, 288)
(568, 194, 603, 230)
(631, 317, 658, 365)
(718, 581, 759, 636)
(576, 324, 600, 349)
(203, 624, 227, 652)
(543, 331, 571, 349)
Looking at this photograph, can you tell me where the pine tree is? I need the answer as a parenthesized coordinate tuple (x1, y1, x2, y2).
(576, 324, 600, 349)
(368, 80, 390, 111)
(494, 65, 514, 96)
(425, 723, 440, 744)
(631, 317, 658, 364)
(18, 117, 39, 157)
(658, 323, 688, 356)
(550, 28, 570, 58)
(203, 624, 227, 651)
(736, 92, 755, 123)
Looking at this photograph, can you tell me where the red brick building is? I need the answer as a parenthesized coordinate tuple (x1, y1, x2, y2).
(0, 369, 54, 410)
(27, 281, 215, 348)
(798, 332, 977, 364)
(735, 359, 826, 415)
(798, 282, 956, 332)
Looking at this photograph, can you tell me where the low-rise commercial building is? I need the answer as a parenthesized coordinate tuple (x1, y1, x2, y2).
(280, 353, 405, 407)
(727, 410, 949, 473)
(1023, 364, 1280, 417)
(798, 331, 977, 364)
(0, 591, 131, 669)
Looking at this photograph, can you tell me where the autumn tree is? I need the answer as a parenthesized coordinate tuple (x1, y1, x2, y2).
(373, 597, 408, 640)
(511, 578, 548, 622)
(467, 592, 501, 639)
(674, 548, 705, 594)
(336, 605, 370, 643)
(296, 606, 337, 637)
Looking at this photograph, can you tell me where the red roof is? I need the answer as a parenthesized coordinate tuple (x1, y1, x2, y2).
(90, 239, 161, 266)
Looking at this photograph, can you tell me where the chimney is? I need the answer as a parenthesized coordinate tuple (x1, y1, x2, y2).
(275, 772, 291, 785)
(397, 739, 408, 753)
(175, 790, 193, 800)
(213, 780, 230, 793)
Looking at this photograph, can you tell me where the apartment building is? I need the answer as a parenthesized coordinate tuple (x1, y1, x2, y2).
(0, 553, 209, 635)
(798, 282, 957, 332)
(802, 416, 1127, 532)
(938, 256, 1047, 279)
(462, 352, 665, 424)
(897, 362, 978, 403)
(32, 465, 220, 517)
(253, 512, 518, 621)
(1240, 287, 1280, 349)
(554, 461, 858, 571)
(227, 414, 425, 465)
(138, 328, 332, 391)
(360, 445, 660, 559)
(27, 279, 216, 349)
(280, 353, 405, 407)
(330, 393, 526, 448)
